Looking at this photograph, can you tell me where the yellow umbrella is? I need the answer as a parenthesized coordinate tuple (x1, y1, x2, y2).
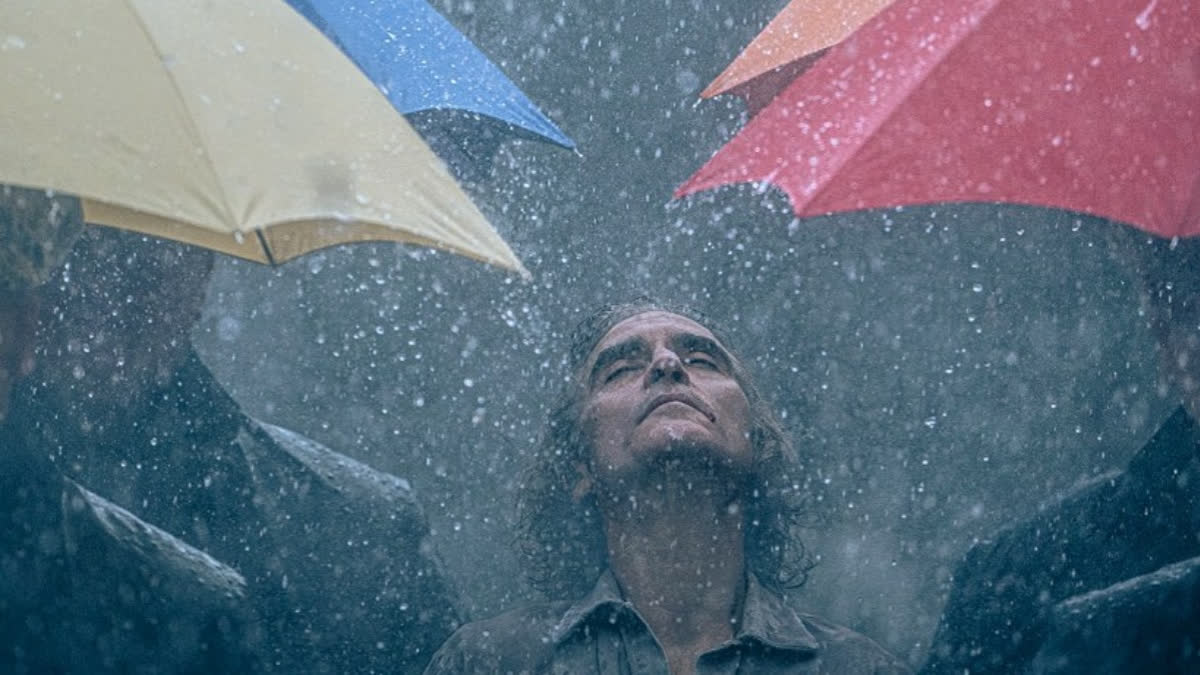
(0, 0, 526, 275)
(702, 0, 893, 114)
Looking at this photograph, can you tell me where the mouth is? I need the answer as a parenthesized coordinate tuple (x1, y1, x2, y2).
(639, 392, 716, 423)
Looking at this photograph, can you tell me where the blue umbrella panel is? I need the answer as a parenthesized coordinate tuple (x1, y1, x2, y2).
(287, 0, 574, 177)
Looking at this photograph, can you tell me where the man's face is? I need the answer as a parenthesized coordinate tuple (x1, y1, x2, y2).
(578, 311, 753, 486)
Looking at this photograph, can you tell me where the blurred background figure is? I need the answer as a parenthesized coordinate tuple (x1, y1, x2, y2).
(1, 185, 259, 673)
(923, 232, 1200, 674)
(7, 223, 463, 673)
(0, 185, 80, 420)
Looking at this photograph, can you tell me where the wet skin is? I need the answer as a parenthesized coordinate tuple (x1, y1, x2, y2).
(579, 311, 753, 484)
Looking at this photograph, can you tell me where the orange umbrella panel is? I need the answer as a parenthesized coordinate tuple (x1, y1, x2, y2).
(702, 0, 894, 113)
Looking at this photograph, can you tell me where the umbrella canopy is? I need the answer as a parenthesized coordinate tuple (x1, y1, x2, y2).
(0, 0, 527, 274)
(701, 0, 894, 115)
(286, 0, 574, 168)
(678, 0, 1200, 239)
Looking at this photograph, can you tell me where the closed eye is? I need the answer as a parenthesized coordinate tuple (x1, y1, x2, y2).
(675, 334, 733, 373)
(604, 364, 638, 382)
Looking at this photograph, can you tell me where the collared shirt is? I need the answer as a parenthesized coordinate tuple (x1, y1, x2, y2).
(425, 570, 911, 674)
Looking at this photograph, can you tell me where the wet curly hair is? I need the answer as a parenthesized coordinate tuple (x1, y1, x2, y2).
(515, 298, 815, 600)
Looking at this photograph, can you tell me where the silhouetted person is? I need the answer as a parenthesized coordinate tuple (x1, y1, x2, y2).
(923, 233, 1200, 675)
(425, 300, 909, 674)
(2, 186, 260, 673)
(0, 185, 80, 419)
(10, 224, 461, 673)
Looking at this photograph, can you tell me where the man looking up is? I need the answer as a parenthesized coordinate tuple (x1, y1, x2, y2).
(426, 300, 909, 674)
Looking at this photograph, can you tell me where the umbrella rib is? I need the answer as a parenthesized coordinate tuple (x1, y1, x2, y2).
(255, 230, 277, 266)
(799, 0, 1003, 214)
(118, 0, 241, 231)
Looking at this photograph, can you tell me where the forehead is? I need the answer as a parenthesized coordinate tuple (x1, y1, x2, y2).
(589, 311, 719, 359)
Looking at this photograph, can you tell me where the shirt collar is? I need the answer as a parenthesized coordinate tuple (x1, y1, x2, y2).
(549, 569, 631, 643)
(550, 569, 819, 653)
(737, 572, 819, 651)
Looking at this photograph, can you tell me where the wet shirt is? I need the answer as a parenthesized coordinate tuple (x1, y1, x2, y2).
(425, 570, 911, 674)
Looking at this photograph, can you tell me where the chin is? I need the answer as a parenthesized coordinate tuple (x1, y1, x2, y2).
(635, 432, 751, 473)
(636, 422, 710, 450)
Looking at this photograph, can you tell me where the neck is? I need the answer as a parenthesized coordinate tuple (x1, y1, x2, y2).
(600, 471, 746, 671)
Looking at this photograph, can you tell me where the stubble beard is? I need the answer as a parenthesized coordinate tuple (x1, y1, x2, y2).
(594, 438, 752, 520)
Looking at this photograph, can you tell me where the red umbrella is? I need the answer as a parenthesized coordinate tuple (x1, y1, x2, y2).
(677, 0, 1200, 239)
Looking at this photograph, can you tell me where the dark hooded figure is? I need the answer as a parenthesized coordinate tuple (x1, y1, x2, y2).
(2, 186, 259, 673)
(7, 223, 462, 673)
(425, 300, 910, 675)
(922, 233, 1200, 675)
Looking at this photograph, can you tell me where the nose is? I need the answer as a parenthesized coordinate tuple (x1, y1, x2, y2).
(647, 349, 688, 386)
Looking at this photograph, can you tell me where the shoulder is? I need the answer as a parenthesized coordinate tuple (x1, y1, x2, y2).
(958, 468, 1122, 572)
(923, 471, 1125, 668)
(424, 602, 570, 675)
(53, 481, 261, 671)
(240, 418, 423, 514)
(947, 421, 1196, 597)
(65, 479, 248, 605)
(1032, 555, 1200, 674)
(924, 428, 1181, 674)
(233, 421, 462, 669)
(797, 613, 913, 674)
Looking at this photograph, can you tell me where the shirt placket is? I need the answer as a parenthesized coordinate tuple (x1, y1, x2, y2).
(616, 613, 671, 675)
